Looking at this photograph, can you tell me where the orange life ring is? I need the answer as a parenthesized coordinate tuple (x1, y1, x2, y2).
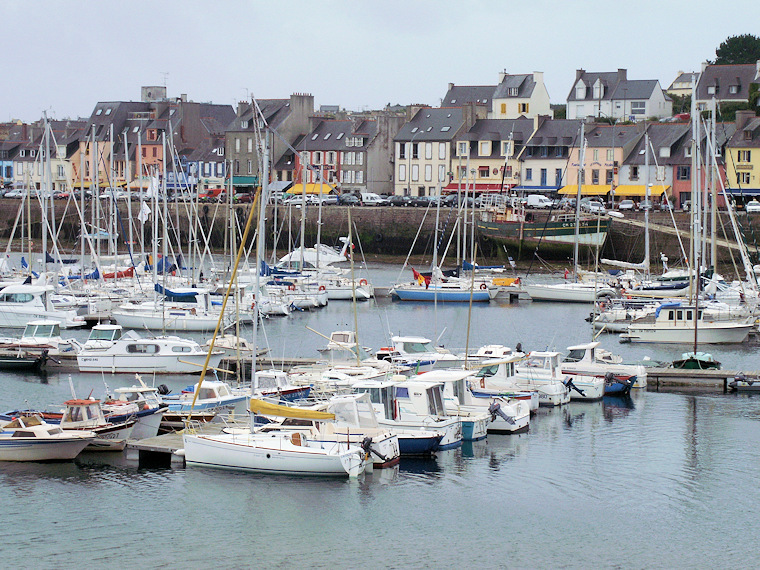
(287, 284, 296, 291)
(480, 283, 487, 290)
(359, 279, 368, 286)
(318, 285, 326, 291)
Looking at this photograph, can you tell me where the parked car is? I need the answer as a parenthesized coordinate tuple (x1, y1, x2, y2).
(3, 189, 24, 198)
(360, 192, 388, 206)
(659, 201, 674, 211)
(558, 197, 576, 210)
(199, 188, 226, 202)
(682, 200, 691, 212)
(387, 195, 409, 207)
(580, 197, 606, 214)
(526, 194, 553, 209)
(746, 200, 760, 213)
(338, 194, 360, 206)
(234, 192, 255, 203)
(618, 199, 635, 211)
(408, 196, 432, 207)
(639, 199, 653, 210)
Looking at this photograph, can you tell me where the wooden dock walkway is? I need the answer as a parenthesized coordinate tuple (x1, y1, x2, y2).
(645, 367, 756, 391)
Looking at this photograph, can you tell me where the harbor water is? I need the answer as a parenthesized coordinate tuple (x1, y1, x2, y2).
(1, 263, 759, 567)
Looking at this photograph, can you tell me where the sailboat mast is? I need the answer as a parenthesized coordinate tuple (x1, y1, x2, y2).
(709, 98, 718, 270)
(80, 139, 86, 264)
(138, 131, 144, 264)
(644, 131, 651, 278)
(573, 121, 586, 281)
(41, 113, 50, 274)
(125, 129, 133, 260)
(299, 151, 307, 269)
(252, 130, 270, 382)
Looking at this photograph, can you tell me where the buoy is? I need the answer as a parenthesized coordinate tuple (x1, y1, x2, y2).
(287, 284, 296, 291)
(318, 285, 326, 291)
(480, 283, 487, 290)
(359, 279, 368, 286)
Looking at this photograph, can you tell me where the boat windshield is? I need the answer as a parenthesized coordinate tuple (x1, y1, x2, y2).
(476, 364, 499, 378)
(89, 328, 120, 341)
(564, 349, 586, 363)
(256, 374, 279, 391)
(427, 386, 445, 415)
(403, 341, 434, 354)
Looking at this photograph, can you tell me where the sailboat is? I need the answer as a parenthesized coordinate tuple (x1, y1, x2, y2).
(524, 122, 617, 303)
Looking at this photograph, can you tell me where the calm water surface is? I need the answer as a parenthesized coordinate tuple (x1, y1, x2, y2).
(1, 263, 759, 567)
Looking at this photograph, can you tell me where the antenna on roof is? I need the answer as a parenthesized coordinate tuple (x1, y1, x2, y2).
(160, 71, 169, 88)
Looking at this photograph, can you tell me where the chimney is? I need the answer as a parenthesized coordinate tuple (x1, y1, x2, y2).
(498, 70, 507, 83)
(448, 82, 454, 93)
(576, 69, 585, 81)
(532, 71, 543, 85)
(180, 93, 187, 102)
(736, 110, 755, 130)
(701, 61, 710, 73)
(618, 69, 627, 82)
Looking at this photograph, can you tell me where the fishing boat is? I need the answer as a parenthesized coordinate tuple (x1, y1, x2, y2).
(77, 324, 223, 374)
(253, 370, 311, 402)
(0, 415, 95, 462)
(0, 320, 79, 356)
(470, 354, 566, 408)
(59, 399, 136, 451)
(101, 377, 167, 440)
(515, 351, 604, 401)
(182, 399, 367, 477)
(671, 352, 721, 370)
(375, 335, 463, 373)
(161, 380, 250, 415)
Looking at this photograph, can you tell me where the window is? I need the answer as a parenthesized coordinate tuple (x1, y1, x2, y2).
(152, 147, 156, 157)
(606, 149, 613, 162)
(425, 164, 432, 181)
(541, 146, 548, 158)
(556, 147, 563, 157)
(235, 138, 240, 152)
(412, 143, 419, 159)
(171, 346, 192, 353)
(235, 160, 240, 174)
(247, 160, 252, 174)
(606, 169, 613, 184)
(730, 85, 739, 94)
(439, 142, 446, 160)
(525, 168, 533, 181)
(556, 168, 563, 185)
(324, 133, 331, 140)
(631, 166, 639, 180)
(344, 152, 354, 166)
(502, 141, 513, 157)
(336, 133, 344, 140)
(677, 166, 691, 181)
(440, 126, 450, 132)
(411, 164, 419, 181)
(656, 165, 665, 181)
(738, 172, 751, 185)
(576, 104, 585, 117)
(707, 85, 716, 95)
(356, 171, 364, 183)
(57, 164, 65, 177)
(126, 344, 159, 354)
(479, 141, 490, 156)
(593, 149, 599, 162)
(505, 165, 513, 178)
(425, 142, 432, 160)
(592, 169, 599, 184)
(478, 166, 489, 178)
(685, 146, 692, 158)
(314, 152, 322, 164)
(399, 143, 406, 160)
(659, 147, 670, 158)
(500, 103, 507, 114)
(439, 165, 446, 182)
(241, 120, 249, 129)
(631, 101, 646, 115)
(96, 108, 103, 116)
(105, 108, 112, 115)
(247, 138, 253, 153)
(519, 103, 529, 114)
(457, 141, 468, 157)
(327, 151, 336, 164)
(509, 87, 518, 97)
(739, 150, 752, 162)
(312, 133, 319, 141)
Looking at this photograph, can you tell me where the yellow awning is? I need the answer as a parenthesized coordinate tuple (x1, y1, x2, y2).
(613, 185, 671, 197)
(286, 183, 336, 195)
(558, 185, 611, 196)
(249, 398, 335, 420)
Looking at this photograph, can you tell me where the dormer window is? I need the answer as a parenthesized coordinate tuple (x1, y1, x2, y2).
(685, 146, 692, 158)
(508, 87, 518, 96)
(324, 133, 331, 140)
(730, 85, 739, 94)
(744, 130, 753, 140)
(707, 85, 716, 95)
(659, 147, 670, 158)
(96, 109, 102, 116)
(441, 126, 451, 132)
(311, 133, 319, 140)
(241, 120, 249, 129)
(336, 133, 344, 140)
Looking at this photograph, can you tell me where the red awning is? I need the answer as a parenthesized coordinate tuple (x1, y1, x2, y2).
(442, 182, 512, 193)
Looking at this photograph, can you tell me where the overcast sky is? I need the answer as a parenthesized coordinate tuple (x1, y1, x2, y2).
(6, 0, 760, 122)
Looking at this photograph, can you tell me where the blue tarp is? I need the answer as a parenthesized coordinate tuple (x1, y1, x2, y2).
(655, 301, 681, 318)
(260, 260, 300, 277)
(463, 260, 504, 271)
(46, 252, 78, 264)
(154, 283, 199, 301)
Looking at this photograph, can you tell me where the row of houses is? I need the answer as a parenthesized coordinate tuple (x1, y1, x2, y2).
(1, 61, 759, 209)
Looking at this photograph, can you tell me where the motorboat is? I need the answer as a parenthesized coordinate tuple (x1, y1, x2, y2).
(252, 394, 400, 469)
(0, 320, 79, 356)
(352, 378, 462, 450)
(101, 376, 167, 440)
(161, 379, 250, 415)
(0, 284, 85, 328)
(562, 341, 647, 389)
(77, 324, 224, 374)
(524, 281, 617, 303)
(0, 349, 48, 371)
(253, 370, 311, 402)
(183, 399, 367, 477)
(470, 355, 565, 408)
(0, 415, 95, 461)
(276, 238, 351, 269)
(620, 302, 754, 344)
(515, 351, 604, 401)
(59, 399, 136, 451)
(375, 335, 463, 373)
(419, 368, 531, 436)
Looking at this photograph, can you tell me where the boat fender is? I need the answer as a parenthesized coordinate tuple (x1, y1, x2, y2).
(287, 284, 296, 291)
(480, 283, 487, 290)
(359, 279, 368, 286)
(318, 285, 326, 291)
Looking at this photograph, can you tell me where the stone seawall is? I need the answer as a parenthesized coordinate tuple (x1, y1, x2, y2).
(1, 199, 757, 271)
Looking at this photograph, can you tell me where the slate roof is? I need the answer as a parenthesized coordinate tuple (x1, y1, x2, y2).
(230, 99, 291, 132)
(295, 119, 377, 151)
(86, 101, 152, 142)
(668, 72, 699, 90)
(584, 124, 642, 148)
(568, 70, 660, 102)
(526, 119, 583, 147)
(695, 62, 759, 102)
(395, 108, 464, 142)
(441, 85, 495, 107)
(727, 117, 760, 149)
(493, 74, 536, 99)
(625, 123, 690, 166)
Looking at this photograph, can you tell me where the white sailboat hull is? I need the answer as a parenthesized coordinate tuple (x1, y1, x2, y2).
(183, 432, 365, 476)
(525, 283, 616, 303)
(622, 322, 753, 344)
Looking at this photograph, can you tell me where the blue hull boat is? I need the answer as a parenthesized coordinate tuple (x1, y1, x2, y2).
(397, 433, 443, 455)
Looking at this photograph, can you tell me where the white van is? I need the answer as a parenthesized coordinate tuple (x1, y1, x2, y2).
(526, 194, 553, 209)
(360, 192, 387, 206)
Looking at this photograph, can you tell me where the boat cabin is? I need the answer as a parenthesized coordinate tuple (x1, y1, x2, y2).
(473, 356, 521, 383)
(179, 380, 234, 401)
(2, 415, 66, 438)
(61, 399, 107, 428)
(0, 285, 50, 311)
(520, 352, 562, 375)
(22, 320, 62, 341)
(253, 370, 290, 394)
(352, 379, 397, 421)
(327, 393, 381, 430)
(84, 324, 124, 346)
(112, 385, 162, 408)
(564, 341, 622, 365)
(394, 380, 447, 421)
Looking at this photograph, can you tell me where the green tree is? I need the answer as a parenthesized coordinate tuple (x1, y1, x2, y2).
(714, 34, 760, 64)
